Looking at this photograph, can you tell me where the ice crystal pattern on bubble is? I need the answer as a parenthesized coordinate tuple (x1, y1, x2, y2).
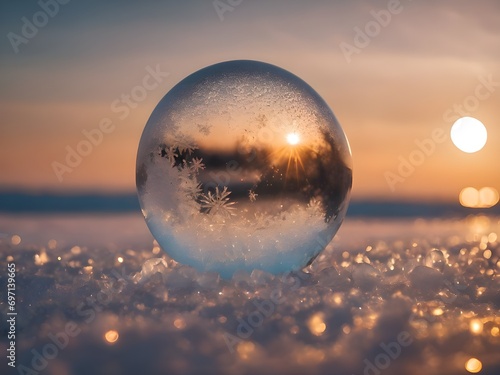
(164, 146, 178, 165)
(190, 157, 205, 174)
(249, 190, 258, 202)
(160, 139, 235, 219)
(200, 186, 236, 217)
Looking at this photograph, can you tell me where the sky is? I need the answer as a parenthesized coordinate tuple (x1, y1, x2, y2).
(0, 0, 499, 202)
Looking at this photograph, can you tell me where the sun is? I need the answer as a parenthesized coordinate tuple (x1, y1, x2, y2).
(267, 132, 307, 182)
(286, 132, 300, 146)
(450, 117, 487, 153)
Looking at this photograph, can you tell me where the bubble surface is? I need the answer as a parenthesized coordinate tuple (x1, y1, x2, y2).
(136, 60, 352, 277)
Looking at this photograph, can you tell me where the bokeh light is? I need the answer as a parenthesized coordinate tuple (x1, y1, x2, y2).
(459, 187, 499, 208)
(451, 117, 487, 153)
(104, 330, 119, 344)
(465, 357, 482, 373)
(469, 319, 483, 335)
(478, 187, 499, 207)
(11, 235, 21, 245)
(308, 313, 327, 336)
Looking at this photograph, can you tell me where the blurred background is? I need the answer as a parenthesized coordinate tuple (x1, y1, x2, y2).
(0, 0, 499, 212)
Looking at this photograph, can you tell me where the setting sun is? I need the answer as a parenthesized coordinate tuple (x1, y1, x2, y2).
(451, 117, 488, 153)
(286, 132, 300, 145)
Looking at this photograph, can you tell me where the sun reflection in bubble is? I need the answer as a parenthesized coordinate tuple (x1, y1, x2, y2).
(286, 132, 300, 145)
(465, 358, 482, 373)
(269, 132, 309, 182)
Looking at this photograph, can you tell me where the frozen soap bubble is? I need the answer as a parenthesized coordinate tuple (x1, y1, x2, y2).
(136, 60, 352, 278)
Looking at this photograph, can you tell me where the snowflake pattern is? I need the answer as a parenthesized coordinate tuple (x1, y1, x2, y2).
(177, 141, 198, 156)
(164, 146, 178, 165)
(200, 186, 236, 217)
(161, 136, 239, 219)
(249, 190, 258, 202)
(307, 197, 323, 214)
(190, 157, 205, 174)
(179, 175, 202, 198)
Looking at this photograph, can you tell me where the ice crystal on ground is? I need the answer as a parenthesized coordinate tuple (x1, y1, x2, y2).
(2, 215, 498, 375)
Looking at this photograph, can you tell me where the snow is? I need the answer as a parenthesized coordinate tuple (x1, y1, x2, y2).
(0, 213, 498, 375)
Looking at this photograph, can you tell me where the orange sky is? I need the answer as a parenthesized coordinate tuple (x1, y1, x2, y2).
(0, 0, 499, 202)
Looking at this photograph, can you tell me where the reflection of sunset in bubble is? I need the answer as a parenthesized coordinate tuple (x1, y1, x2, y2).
(269, 132, 309, 182)
(286, 132, 300, 145)
(137, 60, 352, 277)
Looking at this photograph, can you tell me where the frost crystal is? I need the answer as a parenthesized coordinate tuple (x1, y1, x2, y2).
(308, 197, 323, 214)
(200, 186, 236, 217)
(179, 175, 202, 198)
(249, 190, 258, 202)
(190, 157, 205, 174)
(164, 146, 178, 165)
(177, 141, 198, 156)
(197, 123, 211, 135)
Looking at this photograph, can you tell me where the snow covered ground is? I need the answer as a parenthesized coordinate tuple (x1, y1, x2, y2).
(0, 213, 499, 375)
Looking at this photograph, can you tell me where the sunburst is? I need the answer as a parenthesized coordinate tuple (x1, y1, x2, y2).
(269, 133, 309, 182)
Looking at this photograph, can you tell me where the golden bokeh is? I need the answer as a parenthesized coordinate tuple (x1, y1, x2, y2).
(173, 318, 186, 329)
(465, 358, 482, 373)
(104, 330, 119, 344)
(308, 313, 327, 336)
(11, 235, 21, 245)
(469, 319, 483, 335)
(236, 341, 255, 360)
(460, 187, 499, 208)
